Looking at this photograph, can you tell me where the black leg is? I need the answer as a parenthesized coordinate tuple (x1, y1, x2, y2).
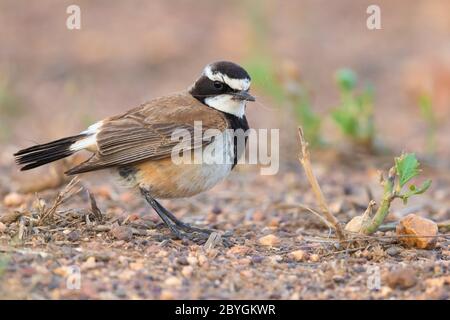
(152, 198, 214, 234)
(140, 188, 219, 243)
(140, 188, 184, 239)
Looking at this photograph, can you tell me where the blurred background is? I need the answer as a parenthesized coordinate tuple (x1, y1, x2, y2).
(1, 0, 449, 166)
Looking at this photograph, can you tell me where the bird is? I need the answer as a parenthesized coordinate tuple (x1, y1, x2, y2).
(14, 61, 255, 242)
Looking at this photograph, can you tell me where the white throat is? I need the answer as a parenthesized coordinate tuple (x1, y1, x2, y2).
(204, 94, 246, 118)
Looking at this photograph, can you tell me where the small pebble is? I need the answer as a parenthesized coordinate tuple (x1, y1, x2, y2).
(289, 250, 307, 262)
(186, 256, 198, 266)
(110, 225, 133, 241)
(386, 267, 417, 289)
(251, 255, 264, 264)
(3, 192, 25, 207)
(176, 257, 189, 265)
(53, 267, 70, 277)
(165, 276, 182, 287)
(269, 255, 283, 265)
(82, 256, 97, 269)
(396, 214, 438, 249)
(258, 234, 280, 247)
(332, 275, 345, 283)
(156, 250, 169, 258)
(160, 290, 175, 300)
(227, 245, 251, 256)
(129, 261, 144, 271)
(268, 218, 280, 227)
(211, 205, 222, 215)
(67, 230, 81, 242)
(181, 266, 194, 277)
(386, 246, 401, 256)
(198, 254, 208, 266)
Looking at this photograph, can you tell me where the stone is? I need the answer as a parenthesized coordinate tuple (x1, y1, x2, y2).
(309, 254, 320, 262)
(82, 256, 97, 270)
(67, 230, 81, 242)
(129, 261, 144, 271)
(385, 267, 417, 289)
(181, 266, 194, 277)
(3, 192, 25, 207)
(110, 225, 133, 241)
(386, 246, 401, 256)
(258, 234, 280, 247)
(165, 276, 182, 287)
(289, 250, 307, 262)
(186, 256, 198, 266)
(396, 214, 438, 249)
(226, 245, 251, 256)
(160, 290, 175, 300)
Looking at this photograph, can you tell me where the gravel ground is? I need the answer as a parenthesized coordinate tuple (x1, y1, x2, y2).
(1, 151, 449, 299)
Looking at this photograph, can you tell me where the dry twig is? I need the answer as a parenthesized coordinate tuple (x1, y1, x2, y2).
(88, 190, 103, 222)
(38, 177, 82, 225)
(297, 127, 346, 241)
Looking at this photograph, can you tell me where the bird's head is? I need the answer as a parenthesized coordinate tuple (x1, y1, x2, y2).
(190, 61, 255, 118)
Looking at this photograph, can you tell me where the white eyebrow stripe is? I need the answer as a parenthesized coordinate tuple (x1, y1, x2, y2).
(204, 65, 251, 91)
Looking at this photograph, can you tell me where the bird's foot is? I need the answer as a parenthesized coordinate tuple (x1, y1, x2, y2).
(166, 223, 233, 246)
(140, 188, 233, 246)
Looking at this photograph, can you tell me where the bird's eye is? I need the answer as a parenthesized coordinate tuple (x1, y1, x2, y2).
(213, 81, 223, 89)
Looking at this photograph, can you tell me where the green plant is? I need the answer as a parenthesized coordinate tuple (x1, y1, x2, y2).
(244, 56, 285, 104)
(346, 153, 432, 234)
(418, 93, 437, 156)
(291, 85, 322, 147)
(332, 68, 375, 150)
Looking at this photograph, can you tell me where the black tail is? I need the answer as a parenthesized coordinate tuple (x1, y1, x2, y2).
(14, 134, 87, 171)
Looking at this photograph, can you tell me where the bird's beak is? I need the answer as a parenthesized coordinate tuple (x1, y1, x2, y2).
(232, 90, 256, 102)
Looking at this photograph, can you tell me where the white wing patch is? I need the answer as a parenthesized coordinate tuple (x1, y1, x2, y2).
(204, 65, 250, 91)
(70, 121, 103, 152)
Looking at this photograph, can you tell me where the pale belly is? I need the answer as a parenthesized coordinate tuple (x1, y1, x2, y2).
(117, 131, 235, 198)
(134, 159, 232, 198)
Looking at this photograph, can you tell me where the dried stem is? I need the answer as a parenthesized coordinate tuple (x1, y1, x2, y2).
(38, 177, 81, 225)
(88, 190, 103, 222)
(297, 127, 346, 241)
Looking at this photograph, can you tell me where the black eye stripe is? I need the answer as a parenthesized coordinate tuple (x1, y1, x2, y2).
(190, 75, 244, 104)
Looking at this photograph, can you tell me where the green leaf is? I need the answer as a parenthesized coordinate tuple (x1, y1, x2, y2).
(395, 153, 421, 187)
(335, 68, 357, 91)
(332, 109, 358, 136)
(408, 179, 432, 196)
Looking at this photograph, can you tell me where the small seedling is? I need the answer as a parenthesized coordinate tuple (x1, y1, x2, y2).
(245, 56, 285, 104)
(293, 90, 322, 147)
(346, 153, 432, 234)
(332, 68, 375, 150)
